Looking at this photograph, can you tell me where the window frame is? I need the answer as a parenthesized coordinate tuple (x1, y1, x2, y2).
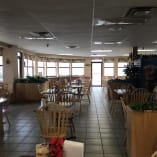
(104, 62, 114, 76)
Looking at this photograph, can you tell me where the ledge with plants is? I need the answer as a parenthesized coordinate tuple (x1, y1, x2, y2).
(126, 102, 157, 157)
(14, 76, 49, 102)
(15, 76, 48, 83)
(128, 101, 157, 112)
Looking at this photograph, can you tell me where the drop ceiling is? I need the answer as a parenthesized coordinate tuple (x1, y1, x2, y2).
(0, 0, 157, 57)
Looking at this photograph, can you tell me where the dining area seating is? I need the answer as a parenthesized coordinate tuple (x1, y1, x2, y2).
(35, 105, 69, 141)
(36, 96, 77, 139)
(107, 81, 135, 117)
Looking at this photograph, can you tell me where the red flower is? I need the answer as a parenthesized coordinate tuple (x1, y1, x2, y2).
(49, 137, 64, 157)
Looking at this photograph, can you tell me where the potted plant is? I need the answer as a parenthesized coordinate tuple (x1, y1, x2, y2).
(123, 64, 141, 87)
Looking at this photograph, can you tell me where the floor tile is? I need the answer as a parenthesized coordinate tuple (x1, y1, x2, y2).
(0, 87, 126, 157)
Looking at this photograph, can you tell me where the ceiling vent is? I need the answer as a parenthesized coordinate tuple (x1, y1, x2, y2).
(21, 32, 56, 40)
(125, 7, 153, 18)
(95, 7, 156, 27)
(65, 45, 79, 49)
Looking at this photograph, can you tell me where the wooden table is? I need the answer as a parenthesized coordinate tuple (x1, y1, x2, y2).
(0, 97, 8, 134)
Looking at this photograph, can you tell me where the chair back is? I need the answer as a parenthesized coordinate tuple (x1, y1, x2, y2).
(130, 88, 151, 104)
(36, 107, 68, 140)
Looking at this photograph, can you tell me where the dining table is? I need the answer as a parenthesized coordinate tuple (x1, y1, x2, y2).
(41, 83, 83, 102)
(0, 97, 8, 134)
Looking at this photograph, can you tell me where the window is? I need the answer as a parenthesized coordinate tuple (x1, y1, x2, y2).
(104, 62, 114, 76)
(46, 62, 57, 77)
(0, 56, 3, 81)
(24, 58, 35, 77)
(72, 63, 84, 76)
(37, 61, 46, 76)
(118, 62, 128, 76)
(59, 62, 70, 76)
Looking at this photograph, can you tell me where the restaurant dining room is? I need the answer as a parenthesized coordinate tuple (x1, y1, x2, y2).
(1, 47, 157, 157)
(1, 0, 157, 157)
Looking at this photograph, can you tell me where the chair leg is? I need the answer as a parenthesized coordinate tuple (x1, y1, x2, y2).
(69, 118, 76, 138)
(5, 113, 11, 126)
(87, 95, 90, 103)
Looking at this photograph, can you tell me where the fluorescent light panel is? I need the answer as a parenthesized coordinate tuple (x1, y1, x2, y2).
(94, 41, 122, 45)
(91, 54, 107, 56)
(91, 49, 112, 53)
(58, 53, 73, 56)
(23, 37, 56, 40)
(138, 49, 156, 52)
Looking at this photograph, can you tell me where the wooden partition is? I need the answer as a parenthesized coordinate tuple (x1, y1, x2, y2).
(15, 81, 49, 102)
(127, 106, 157, 157)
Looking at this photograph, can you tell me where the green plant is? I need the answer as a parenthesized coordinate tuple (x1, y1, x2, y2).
(129, 101, 157, 112)
(15, 76, 48, 83)
(123, 65, 141, 79)
(123, 65, 141, 87)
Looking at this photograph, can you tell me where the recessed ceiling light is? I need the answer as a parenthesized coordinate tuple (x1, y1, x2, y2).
(94, 41, 103, 45)
(94, 19, 105, 26)
(23, 37, 56, 40)
(116, 41, 123, 44)
(103, 42, 114, 45)
(138, 49, 156, 52)
(91, 54, 107, 57)
(91, 49, 112, 53)
(58, 53, 73, 56)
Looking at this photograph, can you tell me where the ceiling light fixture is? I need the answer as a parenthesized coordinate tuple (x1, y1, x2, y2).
(58, 53, 73, 56)
(95, 19, 105, 26)
(91, 49, 112, 53)
(138, 49, 156, 52)
(91, 54, 107, 57)
(94, 41, 123, 45)
(94, 41, 103, 45)
(116, 41, 123, 44)
(103, 42, 114, 45)
(23, 37, 55, 40)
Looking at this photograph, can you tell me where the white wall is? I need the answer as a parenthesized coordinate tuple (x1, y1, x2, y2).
(3, 47, 18, 93)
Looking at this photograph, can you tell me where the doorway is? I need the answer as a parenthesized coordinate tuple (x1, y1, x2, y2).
(92, 62, 102, 86)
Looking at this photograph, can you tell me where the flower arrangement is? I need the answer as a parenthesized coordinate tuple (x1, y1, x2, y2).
(49, 137, 64, 157)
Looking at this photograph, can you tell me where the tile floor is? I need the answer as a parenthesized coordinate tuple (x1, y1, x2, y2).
(0, 87, 126, 157)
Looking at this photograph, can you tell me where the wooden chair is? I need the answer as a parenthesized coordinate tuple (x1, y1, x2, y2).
(80, 79, 91, 106)
(36, 107, 68, 141)
(107, 85, 121, 116)
(36, 104, 76, 140)
(0, 84, 10, 126)
(55, 92, 78, 137)
(130, 88, 151, 104)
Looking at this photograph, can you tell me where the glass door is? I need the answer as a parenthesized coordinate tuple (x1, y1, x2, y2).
(92, 62, 102, 86)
